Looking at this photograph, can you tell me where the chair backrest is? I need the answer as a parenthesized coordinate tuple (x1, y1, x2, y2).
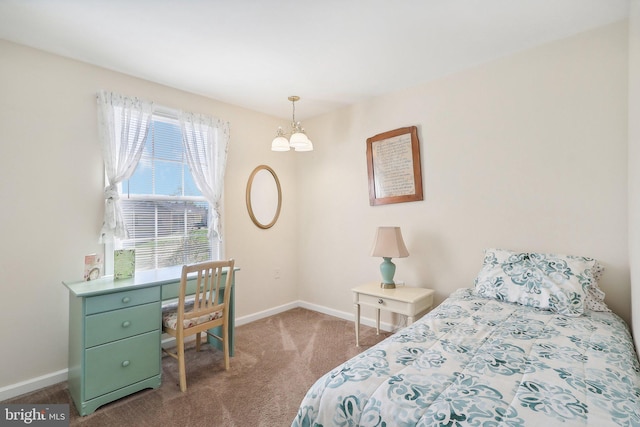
(178, 259, 235, 327)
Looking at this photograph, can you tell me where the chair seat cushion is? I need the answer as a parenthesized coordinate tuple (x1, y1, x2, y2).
(162, 308, 223, 330)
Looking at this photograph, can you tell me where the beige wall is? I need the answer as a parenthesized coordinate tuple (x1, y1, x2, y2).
(0, 18, 633, 394)
(0, 39, 299, 390)
(629, 0, 640, 353)
(299, 21, 630, 328)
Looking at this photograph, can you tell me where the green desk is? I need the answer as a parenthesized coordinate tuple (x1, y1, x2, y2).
(63, 266, 238, 416)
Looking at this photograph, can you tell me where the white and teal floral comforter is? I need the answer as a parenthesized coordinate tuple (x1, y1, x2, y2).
(292, 289, 640, 426)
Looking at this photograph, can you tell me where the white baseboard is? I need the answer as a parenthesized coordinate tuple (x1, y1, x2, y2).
(0, 369, 68, 403)
(235, 301, 299, 326)
(297, 300, 395, 332)
(0, 300, 392, 401)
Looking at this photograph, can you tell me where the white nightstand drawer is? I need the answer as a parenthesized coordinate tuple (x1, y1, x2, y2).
(357, 293, 412, 314)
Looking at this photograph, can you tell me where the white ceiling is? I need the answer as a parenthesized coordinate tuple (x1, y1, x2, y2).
(0, 0, 630, 120)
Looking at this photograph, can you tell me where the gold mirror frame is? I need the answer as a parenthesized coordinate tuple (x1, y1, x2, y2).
(246, 165, 282, 229)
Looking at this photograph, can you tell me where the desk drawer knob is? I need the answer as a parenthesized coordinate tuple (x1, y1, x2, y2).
(121, 297, 131, 304)
(378, 299, 384, 305)
(121, 360, 130, 368)
(122, 321, 131, 328)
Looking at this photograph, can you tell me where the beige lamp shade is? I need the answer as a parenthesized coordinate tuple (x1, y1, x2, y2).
(370, 226, 409, 258)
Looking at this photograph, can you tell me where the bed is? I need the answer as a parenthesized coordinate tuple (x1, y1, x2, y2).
(292, 249, 640, 426)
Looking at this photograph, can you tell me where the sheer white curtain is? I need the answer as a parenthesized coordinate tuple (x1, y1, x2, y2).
(179, 112, 230, 241)
(97, 90, 153, 243)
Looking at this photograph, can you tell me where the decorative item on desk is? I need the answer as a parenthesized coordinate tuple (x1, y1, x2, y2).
(114, 249, 135, 280)
(370, 226, 409, 289)
(84, 253, 103, 281)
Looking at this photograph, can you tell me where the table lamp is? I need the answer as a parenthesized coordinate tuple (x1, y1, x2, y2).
(370, 226, 409, 289)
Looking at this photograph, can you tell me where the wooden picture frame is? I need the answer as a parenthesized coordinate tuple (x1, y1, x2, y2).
(366, 126, 423, 206)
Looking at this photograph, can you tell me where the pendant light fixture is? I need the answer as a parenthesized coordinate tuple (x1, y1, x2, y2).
(271, 96, 313, 152)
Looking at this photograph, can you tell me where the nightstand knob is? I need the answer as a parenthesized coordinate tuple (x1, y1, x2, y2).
(378, 298, 384, 305)
(122, 297, 131, 304)
(122, 321, 131, 328)
(121, 360, 130, 367)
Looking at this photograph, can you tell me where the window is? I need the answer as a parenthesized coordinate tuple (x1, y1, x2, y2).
(117, 111, 220, 271)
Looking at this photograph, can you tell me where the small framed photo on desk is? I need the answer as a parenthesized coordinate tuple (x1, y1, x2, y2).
(114, 249, 135, 280)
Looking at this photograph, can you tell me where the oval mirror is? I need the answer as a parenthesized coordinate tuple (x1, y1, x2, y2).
(246, 165, 282, 229)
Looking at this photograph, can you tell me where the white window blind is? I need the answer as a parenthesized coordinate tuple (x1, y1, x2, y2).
(118, 111, 219, 270)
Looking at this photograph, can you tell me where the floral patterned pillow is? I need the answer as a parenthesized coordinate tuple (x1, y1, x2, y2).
(474, 248, 597, 316)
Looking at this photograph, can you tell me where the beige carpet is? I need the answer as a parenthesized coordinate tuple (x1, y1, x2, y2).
(4, 308, 391, 426)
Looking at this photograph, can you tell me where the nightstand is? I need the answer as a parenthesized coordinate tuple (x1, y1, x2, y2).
(352, 282, 435, 346)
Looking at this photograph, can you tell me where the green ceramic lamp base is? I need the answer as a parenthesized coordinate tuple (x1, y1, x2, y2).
(379, 257, 396, 289)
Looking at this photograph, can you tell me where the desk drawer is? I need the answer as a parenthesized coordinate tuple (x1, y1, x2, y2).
(86, 287, 160, 315)
(85, 330, 160, 400)
(85, 302, 161, 348)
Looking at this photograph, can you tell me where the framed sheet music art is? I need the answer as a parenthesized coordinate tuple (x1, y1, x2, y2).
(366, 126, 423, 206)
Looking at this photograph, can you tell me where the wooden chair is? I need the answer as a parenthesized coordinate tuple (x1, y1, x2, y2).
(161, 259, 234, 392)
